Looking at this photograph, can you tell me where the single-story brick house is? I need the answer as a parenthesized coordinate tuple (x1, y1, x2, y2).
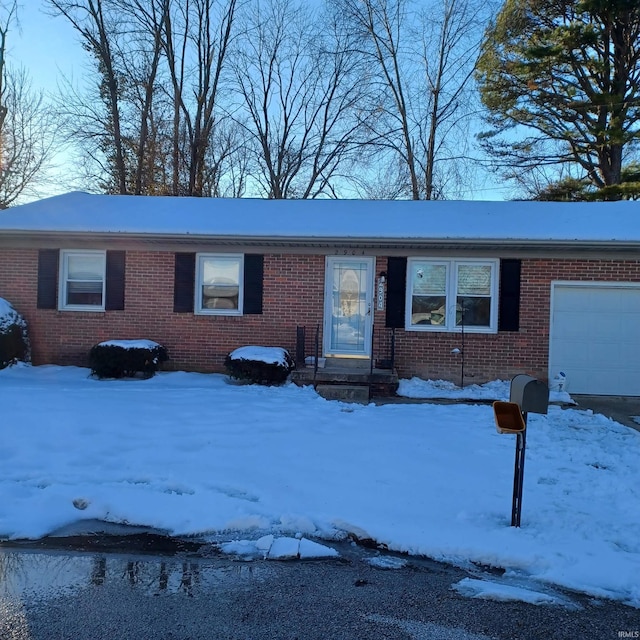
(1, 191, 639, 395)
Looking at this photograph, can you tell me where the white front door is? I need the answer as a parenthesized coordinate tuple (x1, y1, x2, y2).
(324, 257, 375, 357)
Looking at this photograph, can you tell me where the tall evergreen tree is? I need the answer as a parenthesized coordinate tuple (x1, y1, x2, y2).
(476, 0, 640, 199)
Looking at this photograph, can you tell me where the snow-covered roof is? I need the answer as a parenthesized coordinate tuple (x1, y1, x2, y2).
(0, 191, 639, 245)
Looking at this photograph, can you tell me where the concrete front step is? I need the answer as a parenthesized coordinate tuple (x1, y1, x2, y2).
(290, 364, 398, 398)
(290, 367, 398, 386)
(323, 357, 371, 370)
(316, 384, 370, 403)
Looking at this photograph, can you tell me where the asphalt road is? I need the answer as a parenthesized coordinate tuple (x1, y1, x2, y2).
(0, 539, 637, 640)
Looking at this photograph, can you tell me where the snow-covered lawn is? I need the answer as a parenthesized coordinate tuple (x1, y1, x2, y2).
(1, 364, 638, 607)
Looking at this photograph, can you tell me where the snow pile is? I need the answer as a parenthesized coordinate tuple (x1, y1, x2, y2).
(98, 339, 163, 351)
(228, 346, 290, 366)
(220, 534, 339, 560)
(225, 345, 294, 385)
(0, 365, 638, 606)
(397, 377, 574, 405)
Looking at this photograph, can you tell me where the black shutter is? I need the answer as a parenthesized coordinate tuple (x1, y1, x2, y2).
(385, 257, 407, 328)
(243, 254, 264, 315)
(37, 249, 59, 309)
(105, 250, 126, 310)
(173, 253, 195, 313)
(498, 259, 521, 332)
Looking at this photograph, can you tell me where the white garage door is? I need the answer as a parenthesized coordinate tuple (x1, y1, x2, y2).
(549, 283, 640, 396)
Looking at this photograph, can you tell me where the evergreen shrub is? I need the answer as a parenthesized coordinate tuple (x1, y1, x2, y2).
(89, 340, 168, 379)
(0, 298, 30, 369)
(224, 346, 294, 385)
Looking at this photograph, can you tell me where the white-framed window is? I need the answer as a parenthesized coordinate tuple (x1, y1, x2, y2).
(59, 250, 106, 311)
(406, 258, 498, 332)
(195, 253, 244, 315)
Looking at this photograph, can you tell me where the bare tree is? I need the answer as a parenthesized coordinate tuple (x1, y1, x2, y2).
(200, 118, 250, 197)
(230, 0, 369, 199)
(336, 0, 485, 200)
(47, 0, 129, 194)
(418, 0, 482, 200)
(340, 0, 420, 198)
(113, 0, 168, 194)
(49, 0, 174, 195)
(161, 0, 238, 196)
(48, 0, 242, 197)
(0, 2, 56, 208)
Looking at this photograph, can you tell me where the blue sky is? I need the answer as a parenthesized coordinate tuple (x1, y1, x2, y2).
(13, 3, 83, 94)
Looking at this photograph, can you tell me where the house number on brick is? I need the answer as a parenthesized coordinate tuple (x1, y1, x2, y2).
(377, 277, 385, 311)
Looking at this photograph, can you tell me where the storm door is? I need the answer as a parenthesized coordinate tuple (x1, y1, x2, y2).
(323, 257, 374, 357)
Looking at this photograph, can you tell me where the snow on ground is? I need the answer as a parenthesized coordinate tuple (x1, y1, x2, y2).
(397, 376, 574, 404)
(0, 365, 638, 607)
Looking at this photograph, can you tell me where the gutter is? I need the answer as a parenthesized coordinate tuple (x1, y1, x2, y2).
(0, 229, 639, 256)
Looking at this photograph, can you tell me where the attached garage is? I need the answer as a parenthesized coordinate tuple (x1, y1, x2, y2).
(549, 282, 640, 396)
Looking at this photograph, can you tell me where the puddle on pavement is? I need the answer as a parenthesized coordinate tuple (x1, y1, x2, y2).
(0, 546, 275, 604)
(0, 520, 458, 607)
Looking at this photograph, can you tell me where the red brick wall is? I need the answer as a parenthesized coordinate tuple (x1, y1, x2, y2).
(1, 250, 640, 383)
(0, 250, 325, 372)
(385, 258, 640, 384)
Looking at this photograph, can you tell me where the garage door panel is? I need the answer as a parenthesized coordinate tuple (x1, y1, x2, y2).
(624, 297, 640, 312)
(552, 311, 592, 340)
(552, 342, 589, 366)
(619, 311, 640, 330)
(589, 343, 624, 363)
(596, 312, 623, 334)
(621, 342, 640, 359)
(553, 288, 588, 311)
(596, 377, 626, 396)
(616, 288, 640, 312)
(550, 284, 640, 396)
(554, 313, 631, 341)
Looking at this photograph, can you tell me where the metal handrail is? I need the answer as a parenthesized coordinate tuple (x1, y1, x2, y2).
(295, 326, 306, 369)
(313, 325, 319, 376)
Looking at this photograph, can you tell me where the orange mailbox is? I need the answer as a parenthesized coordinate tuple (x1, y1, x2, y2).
(493, 401, 526, 434)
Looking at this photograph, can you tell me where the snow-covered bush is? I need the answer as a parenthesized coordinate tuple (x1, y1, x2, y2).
(0, 297, 30, 369)
(89, 339, 168, 379)
(225, 346, 294, 385)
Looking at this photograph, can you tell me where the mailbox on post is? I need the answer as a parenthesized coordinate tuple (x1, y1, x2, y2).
(493, 374, 549, 528)
(509, 374, 549, 415)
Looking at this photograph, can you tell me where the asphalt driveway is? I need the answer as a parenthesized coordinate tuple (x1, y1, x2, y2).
(570, 395, 640, 432)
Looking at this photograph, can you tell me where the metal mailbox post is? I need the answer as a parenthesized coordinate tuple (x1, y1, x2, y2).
(493, 375, 549, 528)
